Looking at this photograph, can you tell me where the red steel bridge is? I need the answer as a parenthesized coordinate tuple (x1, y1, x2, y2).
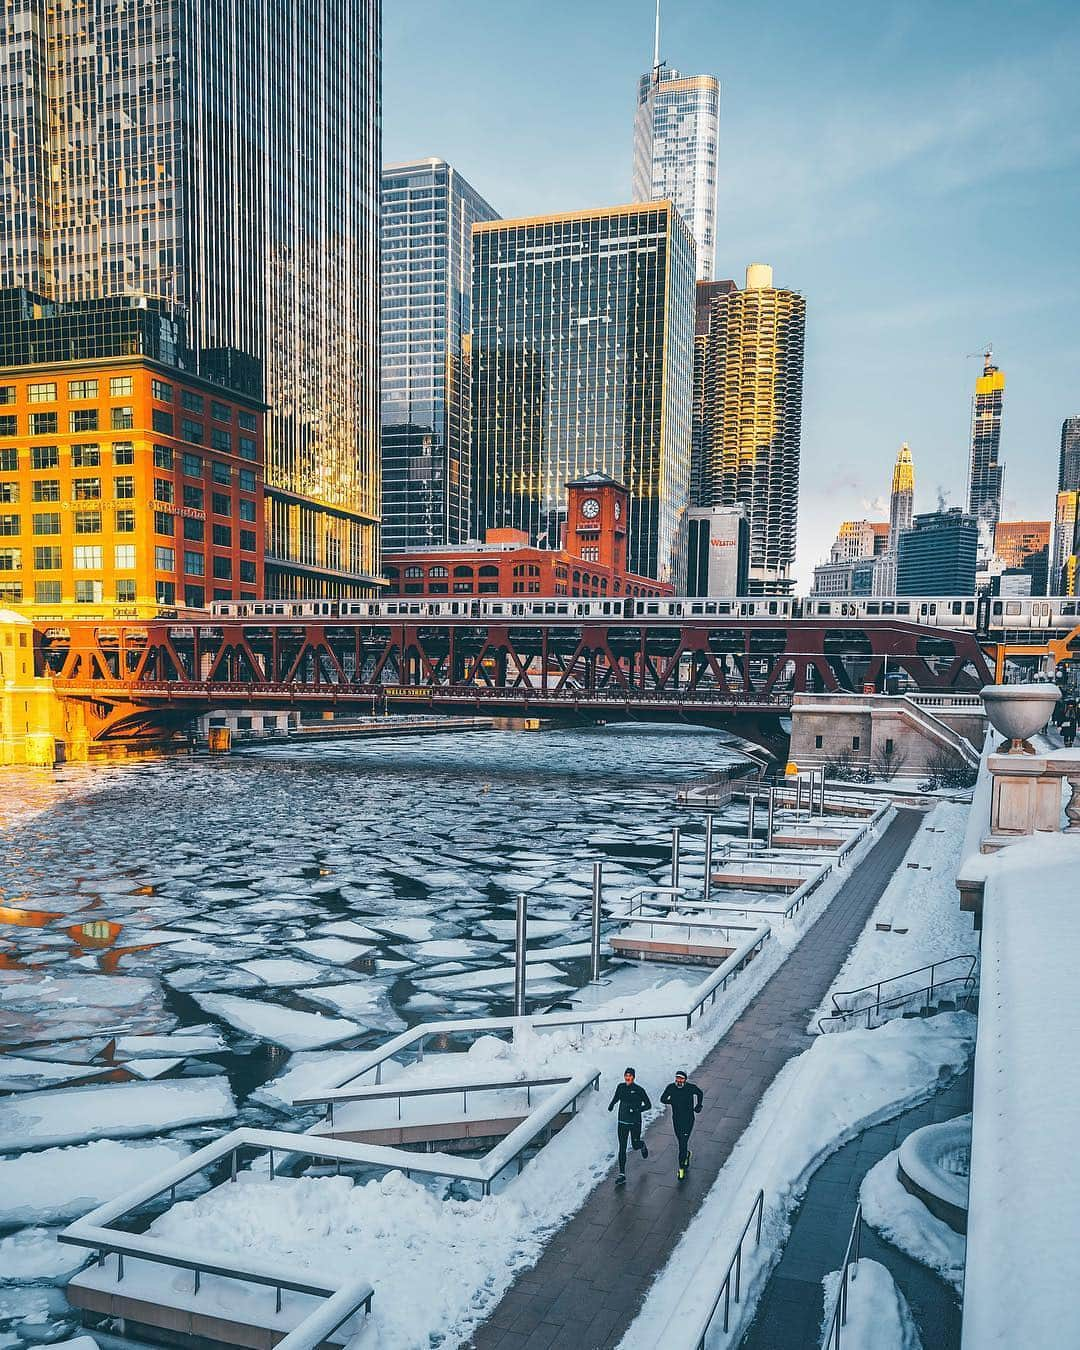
(38, 613, 993, 746)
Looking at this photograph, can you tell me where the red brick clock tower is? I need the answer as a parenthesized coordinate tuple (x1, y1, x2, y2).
(565, 472, 630, 572)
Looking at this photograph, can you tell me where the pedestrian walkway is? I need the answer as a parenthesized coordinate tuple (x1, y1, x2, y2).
(468, 808, 926, 1350)
(741, 1070, 970, 1350)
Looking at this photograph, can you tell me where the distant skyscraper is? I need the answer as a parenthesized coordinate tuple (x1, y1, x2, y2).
(1052, 491, 1079, 594)
(0, 1, 382, 598)
(967, 349, 1006, 536)
(381, 160, 499, 551)
(889, 444, 915, 550)
(1059, 417, 1080, 493)
(690, 280, 736, 506)
(700, 264, 806, 593)
(897, 509, 979, 596)
(994, 521, 1050, 596)
(632, 3, 720, 280)
(471, 203, 695, 585)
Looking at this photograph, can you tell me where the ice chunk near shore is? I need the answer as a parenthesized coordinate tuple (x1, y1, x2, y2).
(291, 938, 375, 964)
(236, 958, 333, 987)
(0, 1057, 111, 1093)
(114, 1029, 226, 1058)
(192, 993, 362, 1050)
(0, 1076, 236, 1151)
(0, 1139, 199, 1227)
(0, 1229, 88, 1285)
(250, 1049, 378, 1112)
(300, 983, 405, 1030)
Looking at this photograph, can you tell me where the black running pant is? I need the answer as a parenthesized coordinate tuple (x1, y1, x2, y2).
(673, 1117, 695, 1168)
(617, 1120, 642, 1171)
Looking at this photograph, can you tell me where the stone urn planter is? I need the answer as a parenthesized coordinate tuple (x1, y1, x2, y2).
(981, 682, 1061, 753)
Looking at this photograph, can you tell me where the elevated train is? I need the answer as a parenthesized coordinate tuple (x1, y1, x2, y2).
(208, 594, 1080, 639)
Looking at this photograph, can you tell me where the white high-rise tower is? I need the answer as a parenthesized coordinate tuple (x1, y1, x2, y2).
(632, 1, 720, 280)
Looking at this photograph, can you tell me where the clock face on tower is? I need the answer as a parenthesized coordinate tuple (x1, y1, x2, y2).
(614, 499, 622, 521)
(580, 498, 600, 520)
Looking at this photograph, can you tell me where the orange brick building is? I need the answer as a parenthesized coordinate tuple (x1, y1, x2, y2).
(383, 473, 673, 599)
(0, 290, 264, 618)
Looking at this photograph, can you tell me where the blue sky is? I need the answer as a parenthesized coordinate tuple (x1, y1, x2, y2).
(384, 0, 1080, 585)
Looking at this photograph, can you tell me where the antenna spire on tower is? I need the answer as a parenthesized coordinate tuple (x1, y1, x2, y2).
(653, 0, 662, 74)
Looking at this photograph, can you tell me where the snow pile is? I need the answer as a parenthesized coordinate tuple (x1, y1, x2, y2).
(821, 1260, 922, 1350)
(860, 1150, 965, 1290)
(619, 1012, 974, 1349)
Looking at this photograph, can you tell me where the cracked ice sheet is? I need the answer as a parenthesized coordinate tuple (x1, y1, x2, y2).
(236, 958, 339, 987)
(192, 992, 363, 1050)
(0, 1076, 237, 1151)
(300, 983, 406, 1030)
(290, 938, 376, 964)
(0, 972, 173, 1048)
(0, 1228, 89, 1284)
(0, 1056, 114, 1093)
(0, 1139, 204, 1227)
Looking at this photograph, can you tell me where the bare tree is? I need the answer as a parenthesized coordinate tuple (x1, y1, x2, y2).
(872, 742, 908, 782)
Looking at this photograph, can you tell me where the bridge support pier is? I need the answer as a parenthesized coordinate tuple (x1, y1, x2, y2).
(1, 610, 72, 767)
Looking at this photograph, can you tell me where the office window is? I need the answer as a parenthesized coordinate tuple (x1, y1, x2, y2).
(153, 445, 174, 470)
(30, 412, 58, 436)
(154, 511, 174, 536)
(114, 544, 136, 569)
(852, 736, 861, 750)
(182, 452, 203, 477)
(73, 511, 101, 534)
(68, 379, 98, 400)
(113, 442, 134, 465)
(212, 556, 233, 580)
(70, 409, 98, 433)
(30, 445, 58, 469)
(73, 477, 101, 500)
(238, 436, 257, 461)
(211, 430, 232, 454)
(156, 580, 176, 605)
(239, 559, 257, 584)
(0, 416, 16, 437)
(885, 738, 895, 754)
(152, 379, 174, 402)
(71, 444, 100, 467)
(815, 735, 823, 749)
(0, 482, 18, 503)
(181, 390, 204, 413)
(212, 523, 232, 547)
(212, 492, 231, 516)
(34, 581, 60, 603)
(28, 382, 56, 403)
(239, 469, 257, 492)
(154, 545, 175, 571)
(111, 406, 134, 430)
(240, 529, 257, 553)
(0, 582, 22, 603)
(33, 546, 61, 570)
(211, 401, 231, 422)
(73, 545, 103, 570)
(75, 580, 103, 604)
(109, 376, 134, 397)
(0, 547, 20, 571)
(181, 418, 204, 444)
(183, 518, 205, 542)
(115, 509, 136, 533)
(238, 498, 257, 522)
(184, 584, 205, 608)
(0, 386, 14, 404)
(183, 484, 204, 511)
(151, 410, 173, 435)
(32, 480, 60, 502)
(31, 513, 59, 535)
(184, 550, 205, 576)
(0, 448, 16, 471)
(114, 475, 135, 499)
(238, 410, 256, 432)
(154, 477, 174, 503)
(115, 579, 136, 602)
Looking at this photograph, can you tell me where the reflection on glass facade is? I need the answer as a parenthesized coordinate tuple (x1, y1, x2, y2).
(0, 0, 381, 598)
(633, 67, 720, 281)
(381, 160, 499, 550)
(472, 204, 695, 586)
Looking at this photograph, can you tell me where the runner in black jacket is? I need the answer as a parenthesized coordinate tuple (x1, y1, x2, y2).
(608, 1066, 652, 1180)
(660, 1070, 704, 1177)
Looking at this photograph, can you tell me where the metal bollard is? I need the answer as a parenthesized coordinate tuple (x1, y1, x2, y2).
(514, 892, 528, 1017)
(704, 813, 714, 902)
(589, 862, 603, 983)
(795, 775, 803, 815)
(670, 826, 681, 890)
(766, 786, 775, 847)
(746, 792, 757, 844)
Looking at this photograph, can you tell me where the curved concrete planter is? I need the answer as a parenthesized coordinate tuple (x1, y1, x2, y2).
(897, 1112, 970, 1234)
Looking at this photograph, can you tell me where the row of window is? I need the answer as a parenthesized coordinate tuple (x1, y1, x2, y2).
(0, 445, 259, 489)
(0, 543, 258, 582)
(0, 413, 257, 454)
(0, 380, 256, 428)
(0, 580, 253, 608)
(0, 479, 257, 520)
(0, 511, 257, 550)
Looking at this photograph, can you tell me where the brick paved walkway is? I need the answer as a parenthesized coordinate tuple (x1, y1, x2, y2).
(468, 808, 926, 1350)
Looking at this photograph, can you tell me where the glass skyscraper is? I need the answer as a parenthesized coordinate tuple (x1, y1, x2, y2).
(381, 159, 499, 551)
(632, 60, 720, 281)
(471, 203, 695, 586)
(0, 0, 381, 598)
(967, 349, 1006, 538)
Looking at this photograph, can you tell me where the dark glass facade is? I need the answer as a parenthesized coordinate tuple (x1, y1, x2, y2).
(471, 204, 695, 586)
(896, 510, 979, 596)
(381, 160, 499, 550)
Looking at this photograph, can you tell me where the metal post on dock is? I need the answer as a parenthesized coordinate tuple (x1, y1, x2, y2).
(704, 813, 714, 902)
(514, 892, 528, 1017)
(589, 862, 604, 983)
(795, 774, 804, 816)
(818, 767, 828, 816)
(670, 826, 681, 890)
(766, 786, 775, 848)
(746, 792, 757, 844)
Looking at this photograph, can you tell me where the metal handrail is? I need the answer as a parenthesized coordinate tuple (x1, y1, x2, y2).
(817, 974, 978, 1034)
(293, 1073, 571, 1122)
(690, 1189, 765, 1348)
(829, 954, 978, 1014)
(820, 1203, 863, 1350)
